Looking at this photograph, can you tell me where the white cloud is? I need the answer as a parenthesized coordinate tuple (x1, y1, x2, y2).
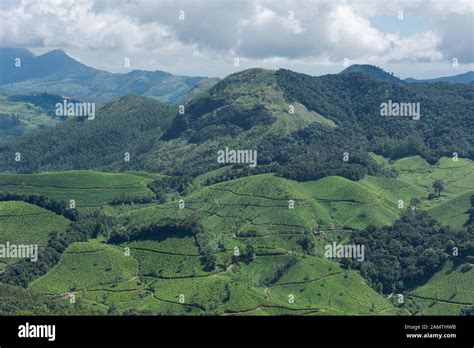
(0, 0, 472, 77)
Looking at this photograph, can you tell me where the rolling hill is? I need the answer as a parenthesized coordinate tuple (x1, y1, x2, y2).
(0, 170, 160, 207)
(14, 155, 472, 315)
(0, 93, 83, 139)
(0, 200, 70, 271)
(0, 94, 175, 173)
(340, 64, 404, 83)
(1, 67, 473, 181)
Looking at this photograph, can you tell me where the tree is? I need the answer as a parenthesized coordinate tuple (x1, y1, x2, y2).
(298, 235, 315, 254)
(461, 306, 474, 316)
(432, 180, 444, 197)
(410, 198, 421, 211)
(243, 243, 256, 264)
(201, 250, 217, 271)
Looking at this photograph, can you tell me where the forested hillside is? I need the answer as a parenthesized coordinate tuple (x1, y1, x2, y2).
(1, 68, 473, 183)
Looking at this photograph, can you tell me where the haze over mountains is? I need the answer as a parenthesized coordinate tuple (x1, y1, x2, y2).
(1, 47, 473, 108)
(0, 47, 213, 104)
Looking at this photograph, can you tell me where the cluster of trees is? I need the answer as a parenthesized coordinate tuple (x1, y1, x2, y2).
(195, 233, 257, 271)
(429, 180, 445, 199)
(0, 192, 78, 220)
(466, 195, 474, 226)
(297, 234, 315, 255)
(461, 306, 474, 316)
(194, 228, 226, 272)
(108, 217, 201, 244)
(147, 176, 192, 202)
(350, 210, 473, 293)
(0, 283, 97, 315)
(2, 211, 115, 287)
(204, 165, 274, 186)
(110, 196, 154, 205)
(232, 243, 256, 265)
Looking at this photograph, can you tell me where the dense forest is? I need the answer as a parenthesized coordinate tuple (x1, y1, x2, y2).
(350, 211, 474, 294)
(276, 69, 474, 163)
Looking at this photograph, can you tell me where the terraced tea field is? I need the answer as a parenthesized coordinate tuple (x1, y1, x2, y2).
(0, 170, 160, 207)
(406, 261, 474, 315)
(0, 201, 70, 270)
(28, 238, 401, 315)
(1, 156, 472, 315)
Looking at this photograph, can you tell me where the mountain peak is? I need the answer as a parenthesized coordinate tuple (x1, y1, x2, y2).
(48, 48, 66, 54)
(226, 67, 275, 80)
(38, 48, 78, 62)
(341, 64, 403, 84)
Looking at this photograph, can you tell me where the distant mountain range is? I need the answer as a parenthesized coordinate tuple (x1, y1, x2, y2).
(1, 48, 472, 106)
(405, 71, 474, 84)
(341, 64, 474, 84)
(0, 47, 218, 104)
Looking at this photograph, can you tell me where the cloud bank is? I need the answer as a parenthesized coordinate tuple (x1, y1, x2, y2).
(0, 0, 472, 77)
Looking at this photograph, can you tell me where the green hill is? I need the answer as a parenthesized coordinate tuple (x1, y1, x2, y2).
(0, 155, 470, 315)
(0, 94, 62, 139)
(2, 67, 472, 183)
(0, 170, 160, 207)
(0, 95, 175, 173)
(30, 239, 138, 294)
(0, 201, 70, 270)
(340, 64, 404, 83)
(28, 238, 399, 315)
(407, 261, 474, 315)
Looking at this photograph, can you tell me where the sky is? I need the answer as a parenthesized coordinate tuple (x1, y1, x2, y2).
(0, 0, 473, 79)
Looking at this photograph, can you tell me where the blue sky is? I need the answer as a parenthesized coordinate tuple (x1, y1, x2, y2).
(370, 15, 429, 38)
(1, 0, 473, 78)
